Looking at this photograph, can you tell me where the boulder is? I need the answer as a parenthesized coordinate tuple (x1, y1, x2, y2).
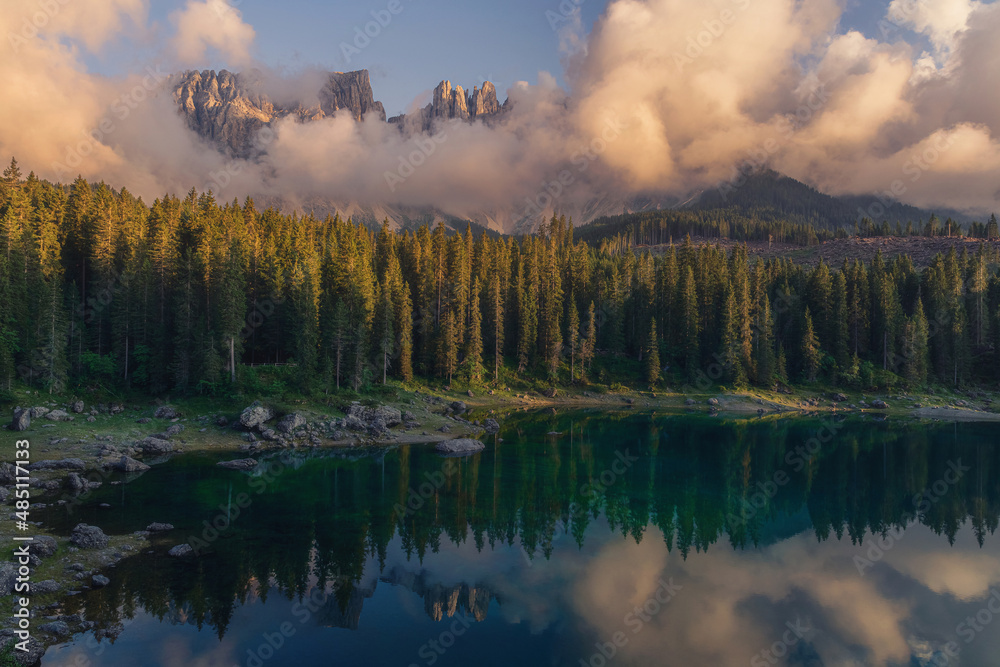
(30, 407, 49, 419)
(543, 387, 558, 398)
(0, 632, 45, 664)
(871, 399, 889, 409)
(483, 418, 500, 434)
(71, 400, 85, 414)
(240, 402, 275, 429)
(165, 423, 184, 437)
(436, 438, 485, 456)
(708, 398, 720, 406)
(684, 399, 697, 406)
(38, 621, 70, 636)
(11, 407, 30, 431)
(45, 409, 73, 421)
(277, 413, 306, 434)
(139, 437, 175, 455)
(168, 544, 193, 557)
(29, 458, 86, 471)
(217, 458, 258, 471)
(346, 403, 402, 427)
(28, 535, 58, 559)
(832, 393, 849, 403)
(449, 400, 468, 413)
(70, 523, 108, 549)
(154, 406, 178, 420)
(145, 522, 174, 532)
(0, 562, 17, 595)
(92, 574, 110, 588)
(107, 456, 150, 473)
(216, 416, 229, 427)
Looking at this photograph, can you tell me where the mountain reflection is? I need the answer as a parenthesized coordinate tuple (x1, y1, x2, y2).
(55, 412, 1000, 643)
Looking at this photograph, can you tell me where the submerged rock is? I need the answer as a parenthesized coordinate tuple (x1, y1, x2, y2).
(217, 458, 258, 471)
(435, 438, 485, 456)
(168, 544, 194, 557)
(107, 456, 150, 473)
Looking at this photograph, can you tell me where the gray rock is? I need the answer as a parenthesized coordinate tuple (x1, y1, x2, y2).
(12, 407, 30, 431)
(684, 399, 697, 406)
(91, 574, 110, 588)
(168, 544, 193, 557)
(277, 413, 306, 434)
(30, 406, 49, 419)
(107, 456, 150, 473)
(240, 402, 275, 429)
(0, 562, 17, 595)
(154, 406, 178, 420)
(32, 579, 59, 594)
(3, 634, 45, 665)
(483, 419, 500, 434)
(139, 437, 174, 455)
(45, 409, 73, 421)
(87, 416, 96, 423)
(871, 399, 889, 409)
(344, 415, 366, 431)
(217, 458, 258, 471)
(708, 398, 720, 406)
(165, 423, 184, 437)
(216, 416, 229, 427)
(145, 522, 174, 532)
(832, 393, 849, 403)
(0, 462, 14, 484)
(0, 487, 7, 503)
(543, 387, 558, 398)
(435, 438, 485, 456)
(39, 621, 70, 636)
(28, 536, 58, 559)
(438, 425, 451, 434)
(28, 458, 85, 471)
(71, 400, 85, 414)
(450, 401, 468, 413)
(71, 524, 108, 549)
(346, 403, 402, 427)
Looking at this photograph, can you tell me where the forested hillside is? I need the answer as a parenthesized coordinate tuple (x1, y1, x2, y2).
(2, 158, 999, 398)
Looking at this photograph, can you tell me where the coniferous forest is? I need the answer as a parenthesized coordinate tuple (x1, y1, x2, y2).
(2, 158, 1000, 398)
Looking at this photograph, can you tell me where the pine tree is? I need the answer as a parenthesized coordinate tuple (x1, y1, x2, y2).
(580, 301, 597, 379)
(488, 269, 504, 383)
(645, 320, 660, 386)
(375, 282, 395, 385)
(463, 277, 484, 383)
(800, 308, 821, 382)
(679, 266, 700, 378)
(567, 297, 580, 383)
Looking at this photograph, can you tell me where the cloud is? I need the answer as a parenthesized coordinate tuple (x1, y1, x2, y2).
(170, 0, 255, 67)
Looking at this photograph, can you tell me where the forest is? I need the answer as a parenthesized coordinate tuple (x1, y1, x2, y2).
(2, 157, 1000, 399)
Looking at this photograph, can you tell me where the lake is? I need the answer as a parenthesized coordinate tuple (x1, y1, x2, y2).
(37, 411, 1000, 666)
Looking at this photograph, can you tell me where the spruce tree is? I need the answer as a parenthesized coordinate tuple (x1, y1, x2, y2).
(645, 320, 660, 386)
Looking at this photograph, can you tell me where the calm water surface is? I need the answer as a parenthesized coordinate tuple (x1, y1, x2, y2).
(38, 411, 1000, 666)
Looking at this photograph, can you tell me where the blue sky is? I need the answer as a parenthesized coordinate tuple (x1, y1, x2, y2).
(90, 0, 906, 116)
